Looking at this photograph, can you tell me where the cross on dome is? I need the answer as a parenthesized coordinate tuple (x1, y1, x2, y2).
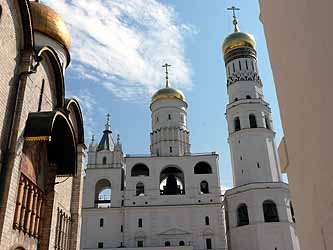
(105, 113, 111, 130)
(162, 63, 172, 88)
(227, 6, 240, 32)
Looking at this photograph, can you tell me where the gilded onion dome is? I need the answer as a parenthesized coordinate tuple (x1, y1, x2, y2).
(30, 1, 71, 50)
(152, 87, 185, 103)
(222, 31, 256, 54)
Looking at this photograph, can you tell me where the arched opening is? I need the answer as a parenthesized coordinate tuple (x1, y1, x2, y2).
(237, 203, 249, 226)
(102, 157, 107, 164)
(100, 218, 104, 227)
(136, 182, 145, 196)
(138, 218, 142, 228)
(200, 181, 209, 194)
(165, 241, 171, 247)
(265, 116, 271, 129)
(290, 201, 296, 223)
(249, 114, 257, 128)
(263, 200, 279, 222)
(234, 117, 241, 132)
(179, 241, 185, 246)
(205, 216, 210, 225)
(131, 164, 149, 176)
(160, 166, 185, 195)
(95, 179, 111, 208)
(234, 97, 238, 102)
(194, 162, 212, 174)
(246, 95, 251, 99)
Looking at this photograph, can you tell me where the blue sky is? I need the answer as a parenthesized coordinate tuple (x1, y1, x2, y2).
(45, 0, 283, 188)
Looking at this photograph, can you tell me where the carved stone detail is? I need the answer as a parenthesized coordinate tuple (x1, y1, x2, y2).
(227, 71, 262, 86)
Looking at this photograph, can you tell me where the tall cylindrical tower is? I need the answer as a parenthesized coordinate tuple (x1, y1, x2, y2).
(150, 65, 190, 157)
(222, 9, 299, 250)
(223, 19, 281, 187)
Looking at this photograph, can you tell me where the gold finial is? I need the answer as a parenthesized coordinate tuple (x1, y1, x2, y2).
(227, 6, 240, 32)
(162, 63, 172, 88)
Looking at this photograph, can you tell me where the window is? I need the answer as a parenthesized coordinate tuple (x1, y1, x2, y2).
(206, 238, 212, 249)
(99, 218, 104, 227)
(102, 157, 107, 164)
(246, 95, 251, 99)
(239, 60, 242, 70)
(138, 218, 142, 228)
(263, 200, 279, 222)
(257, 162, 260, 168)
(200, 181, 209, 194)
(205, 216, 210, 225)
(160, 166, 185, 195)
(265, 116, 270, 129)
(245, 60, 248, 70)
(179, 241, 185, 246)
(234, 117, 241, 132)
(137, 241, 143, 247)
(249, 114, 257, 128)
(169, 147, 172, 153)
(234, 97, 238, 102)
(165, 241, 171, 246)
(194, 162, 212, 174)
(237, 204, 249, 226)
(121, 225, 123, 232)
(131, 164, 149, 176)
(232, 62, 235, 72)
(136, 182, 144, 196)
(168, 114, 171, 120)
(156, 116, 159, 122)
(290, 201, 296, 223)
(98, 242, 104, 248)
(95, 179, 111, 208)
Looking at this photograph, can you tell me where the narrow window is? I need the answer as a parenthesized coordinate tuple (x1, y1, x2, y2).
(121, 225, 123, 232)
(232, 62, 235, 72)
(228, 65, 230, 75)
(206, 238, 212, 249)
(257, 162, 260, 168)
(246, 95, 251, 99)
(98, 242, 104, 248)
(138, 218, 142, 228)
(179, 241, 185, 246)
(169, 147, 172, 153)
(200, 181, 209, 194)
(237, 204, 249, 226)
(136, 183, 144, 196)
(37, 79, 45, 112)
(99, 218, 104, 227)
(156, 116, 159, 122)
(102, 157, 107, 164)
(168, 114, 171, 120)
(251, 61, 254, 71)
(205, 216, 210, 225)
(137, 241, 143, 247)
(234, 97, 238, 102)
(290, 201, 296, 223)
(265, 116, 270, 129)
(245, 60, 248, 70)
(234, 117, 241, 132)
(263, 200, 279, 222)
(239, 60, 242, 70)
(165, 241, 171, 246)
(249, 114, 257, 128)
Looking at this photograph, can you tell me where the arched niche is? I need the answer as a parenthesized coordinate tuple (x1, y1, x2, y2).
(160, 166, 185, 195)
(95, 179, 111, 208)
(194, 162, 212, 174)
(131, 163, 150, 177)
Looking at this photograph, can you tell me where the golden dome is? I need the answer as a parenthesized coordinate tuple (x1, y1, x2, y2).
(152, 87, 185, 103)
(30, 1, 71, 50)
(222, 31, 256, 54)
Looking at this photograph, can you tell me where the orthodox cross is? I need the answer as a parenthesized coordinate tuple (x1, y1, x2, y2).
(162, 63, 171, 88)
(106, 113, 110, 125)
(227, 6, 240, 32)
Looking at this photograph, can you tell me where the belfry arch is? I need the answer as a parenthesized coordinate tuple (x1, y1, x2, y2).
(160, 166, 185, 195)
(95, 179, 112, 208)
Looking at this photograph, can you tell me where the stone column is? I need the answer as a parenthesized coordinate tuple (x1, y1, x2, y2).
(69, 145, 85, 250)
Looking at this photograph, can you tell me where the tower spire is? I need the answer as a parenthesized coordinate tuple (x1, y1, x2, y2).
(105, 113, 111, 131)
(227, 6, 240, 32)
(162, 63, 172, 88)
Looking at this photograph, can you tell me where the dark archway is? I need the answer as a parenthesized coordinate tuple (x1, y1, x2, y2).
(194, 162, 212, 174)
(136, 182, 144, 196)
(234, 117, 241, 131)
(263, 200, 279, 222)
(200, 181, 209, 194)
(237, 203, 249, 226)
(131, 164, 150, 176)
(249, 114, 257, 128)
(95, 179, 111, 208)
(160, 166, 185, 195)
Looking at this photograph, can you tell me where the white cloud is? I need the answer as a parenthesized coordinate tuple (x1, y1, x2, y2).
(44, 0, 194, 101)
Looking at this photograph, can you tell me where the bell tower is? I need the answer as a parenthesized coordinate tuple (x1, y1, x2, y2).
(222, 7, 300, 250)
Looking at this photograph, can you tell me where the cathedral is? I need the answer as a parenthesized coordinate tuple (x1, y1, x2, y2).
(81, 9, 300, 250)
(0, 1, 85, 250)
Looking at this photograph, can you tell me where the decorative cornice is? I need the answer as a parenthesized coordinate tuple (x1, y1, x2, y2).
(227, 71, 262, 87)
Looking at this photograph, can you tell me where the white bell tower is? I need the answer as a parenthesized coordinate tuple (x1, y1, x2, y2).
(222, 7, 300, 250)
